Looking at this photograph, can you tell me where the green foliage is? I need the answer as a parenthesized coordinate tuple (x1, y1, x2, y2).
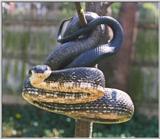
(2, 105, 75, 137)
(3, 30, 56, 55)
(135, 28, 158, 62)
(128, 67, 144, 102)
(138, 3, 158, 24)
(59, 2, 76, 19)
(111, 3, 121, 18)
(3, 30, 21, 50)
(2, 105, 158, 137)
(94, 112, 158, 137)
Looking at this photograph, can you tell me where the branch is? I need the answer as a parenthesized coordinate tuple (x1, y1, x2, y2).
(75, 2, 87, 26)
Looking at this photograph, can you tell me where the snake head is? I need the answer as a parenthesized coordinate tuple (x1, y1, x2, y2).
(57, 12, 100, 43)
(29, 65, 52, 85)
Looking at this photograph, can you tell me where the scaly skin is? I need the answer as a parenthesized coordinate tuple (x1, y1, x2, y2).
(22, 12, 134, 124)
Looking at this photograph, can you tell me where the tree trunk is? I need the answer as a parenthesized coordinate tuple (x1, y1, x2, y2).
(112, 3, 138, 91)
(85, 2, 112, 16)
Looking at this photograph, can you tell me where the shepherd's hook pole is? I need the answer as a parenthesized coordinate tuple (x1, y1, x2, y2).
(74, 2, 93, 138)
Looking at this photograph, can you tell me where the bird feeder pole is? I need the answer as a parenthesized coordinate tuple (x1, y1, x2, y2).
(74, 2, 93, 138)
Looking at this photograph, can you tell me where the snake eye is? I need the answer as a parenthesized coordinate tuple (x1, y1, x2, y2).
(28, 69, 32, 75)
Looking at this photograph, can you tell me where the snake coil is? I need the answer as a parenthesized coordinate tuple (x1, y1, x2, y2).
(22, 12, 134, 124)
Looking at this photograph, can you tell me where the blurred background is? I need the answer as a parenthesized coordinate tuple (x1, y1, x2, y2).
(2, 2, 159, 137)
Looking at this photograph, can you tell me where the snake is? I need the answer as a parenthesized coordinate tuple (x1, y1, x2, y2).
(22, 12, 134, 124)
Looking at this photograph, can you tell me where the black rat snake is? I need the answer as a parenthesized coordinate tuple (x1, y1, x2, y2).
(22, 12, 134, 124)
